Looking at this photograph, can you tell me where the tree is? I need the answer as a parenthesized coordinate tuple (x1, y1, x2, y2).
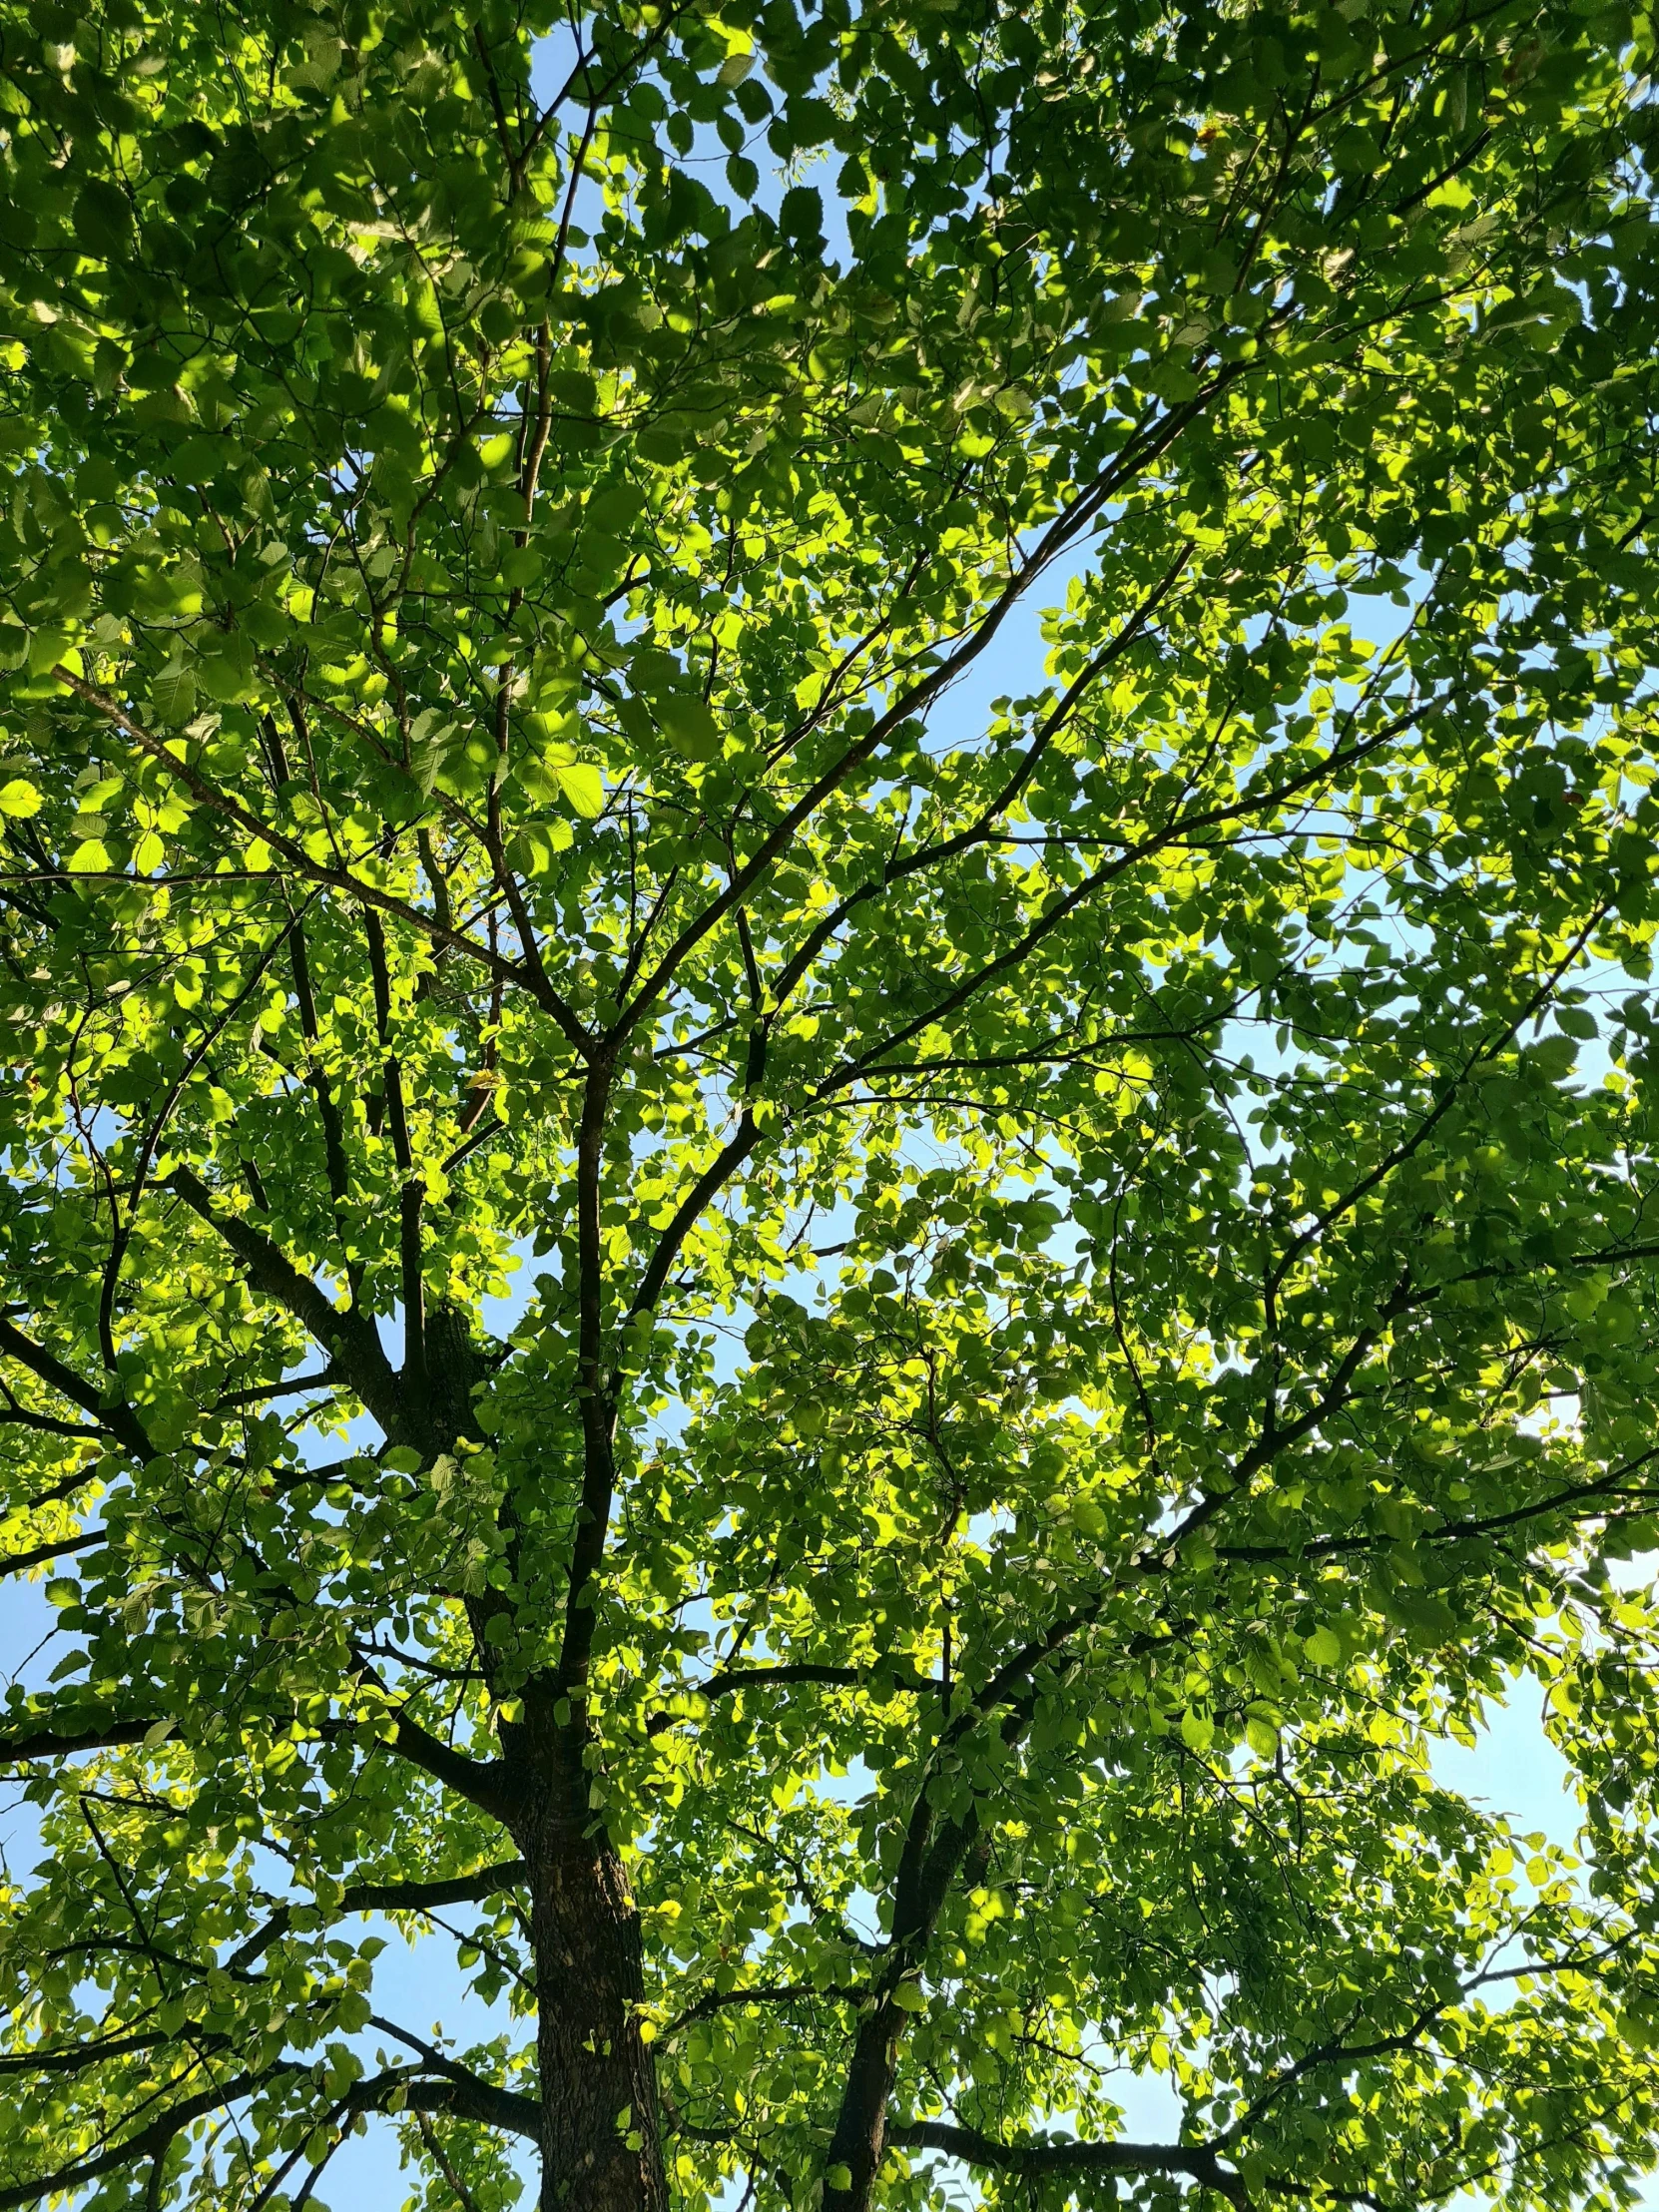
(3, 0, 1659, 2206)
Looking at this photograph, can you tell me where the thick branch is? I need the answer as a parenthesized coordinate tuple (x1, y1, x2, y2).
(0, 2055, 540, 2209)
(696, 1664, 939, 1701)
(0, 1527, 105, 1576)
(0, 1314, 154, 1460)
(0, 2028, 162, 2080)
(888, 2119, 1247, 2201)
(554, 1059, 618, 1698)
(0, 1711, 160, 1764)
(366, 2017, 541, 2136)
(624, 1108, 760, 1332)
(226, 1859, 528, 1971)
(0, 2065, 294, 2210)
(376, 1707, 523, 1828)
(166, 1168, 405, 1440)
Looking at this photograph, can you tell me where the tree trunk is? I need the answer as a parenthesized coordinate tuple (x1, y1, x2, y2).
(525, 1734, 667, 2212)
(822, 1799, 982, 2212)
(823, 2000, 904, 2212)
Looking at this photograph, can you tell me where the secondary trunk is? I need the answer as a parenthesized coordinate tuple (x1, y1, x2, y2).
(525, 1736, 668, 2212)
(823, 1999, 905, 2212)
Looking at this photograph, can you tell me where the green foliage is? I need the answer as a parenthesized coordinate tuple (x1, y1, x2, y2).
(1, 0, 1658, 2209)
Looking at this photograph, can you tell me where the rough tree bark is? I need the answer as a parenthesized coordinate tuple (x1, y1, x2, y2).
(416, 1301, 668, 2212)
(824, 2002, 907, 2212)
(521, 1712, 668, 2212)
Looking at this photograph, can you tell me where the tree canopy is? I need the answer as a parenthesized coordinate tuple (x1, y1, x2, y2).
(4, 0, 1659, 2208)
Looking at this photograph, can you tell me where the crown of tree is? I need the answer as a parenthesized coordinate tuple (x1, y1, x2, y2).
(2, 3, 1659, 2211)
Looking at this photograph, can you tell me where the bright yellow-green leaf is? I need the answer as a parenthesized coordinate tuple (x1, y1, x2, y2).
(556, 762, 604, 818)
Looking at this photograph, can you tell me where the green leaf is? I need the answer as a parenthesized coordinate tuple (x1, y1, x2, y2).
(506, 818, 576, 874)
(149, 664, 198, 725)
(195, 631, 257, 703)
(555, 762, 605, 818)
(72, 179, 134, 258)
(1181, 1707, 1216, 1753)
(656, 695, 721, 762)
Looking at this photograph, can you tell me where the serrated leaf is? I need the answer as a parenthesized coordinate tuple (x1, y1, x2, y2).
(556, 762, 604, 817)
(149, 664, 197, 725)
(196, 631, 257, 703)
(1180, 1707, 1215, 1752)
(1245, 1712, 1281, 1758)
